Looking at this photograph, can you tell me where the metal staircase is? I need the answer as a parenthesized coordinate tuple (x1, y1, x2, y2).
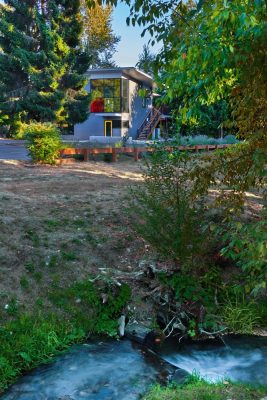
(137, 107, 162, 140)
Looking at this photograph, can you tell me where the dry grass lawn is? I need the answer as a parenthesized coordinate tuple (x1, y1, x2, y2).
(0, 156, 264, 325)
(0, 158, 157, 322)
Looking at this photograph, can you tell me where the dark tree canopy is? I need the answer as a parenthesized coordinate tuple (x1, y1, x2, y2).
(0, 0, 90, 133)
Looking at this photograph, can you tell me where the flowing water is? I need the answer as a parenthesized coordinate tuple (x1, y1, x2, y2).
(1, 340, 175, 400)
(2, 336, 267, 400)
(159, 335, 267, 384)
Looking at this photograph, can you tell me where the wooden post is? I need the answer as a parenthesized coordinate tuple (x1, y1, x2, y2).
(112, 148, 117, 162)
(134, 147, 139, 161)
(83, 149, 89, 161)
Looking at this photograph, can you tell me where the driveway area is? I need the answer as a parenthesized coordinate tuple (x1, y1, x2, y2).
(0, 139, 30, 160)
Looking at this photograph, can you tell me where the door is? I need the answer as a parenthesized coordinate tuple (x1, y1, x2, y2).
(105, 120, 113, 137)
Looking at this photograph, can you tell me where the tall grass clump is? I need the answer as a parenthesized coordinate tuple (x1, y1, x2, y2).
(221, 297, 260, 334)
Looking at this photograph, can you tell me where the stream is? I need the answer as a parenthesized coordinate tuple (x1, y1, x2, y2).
(2, 336, 267, 400)
(158, 335, 267, 385)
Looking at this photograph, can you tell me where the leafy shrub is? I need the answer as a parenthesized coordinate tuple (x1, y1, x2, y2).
(131, 149, 209, 262)
(24, 123, 62, 164)
(220, 208, 267, 295)
(159, 266, 221, 307)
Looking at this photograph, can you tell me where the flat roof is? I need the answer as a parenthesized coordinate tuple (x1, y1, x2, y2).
(86, 67, 153, 87)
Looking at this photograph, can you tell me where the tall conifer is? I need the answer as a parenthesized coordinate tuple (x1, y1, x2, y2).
(0, 0, 90, 134)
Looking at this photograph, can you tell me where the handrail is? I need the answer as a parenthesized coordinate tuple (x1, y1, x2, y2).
(137, 107, 162, 138)
(137, 109, 153, 134)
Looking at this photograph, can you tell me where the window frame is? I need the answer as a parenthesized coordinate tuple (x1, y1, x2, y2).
(90, 78, 121, 113)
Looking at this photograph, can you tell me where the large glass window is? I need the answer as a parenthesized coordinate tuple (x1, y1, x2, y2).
(90, 79, 122, 113)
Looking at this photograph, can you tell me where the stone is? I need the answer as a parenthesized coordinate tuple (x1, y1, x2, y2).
(171, 368, 189, 384)
(125, 322, 151, 345)
(125, 322, 164, 351)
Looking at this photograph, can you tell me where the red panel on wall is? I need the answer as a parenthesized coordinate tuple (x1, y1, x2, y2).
(90, 98, 104, 113)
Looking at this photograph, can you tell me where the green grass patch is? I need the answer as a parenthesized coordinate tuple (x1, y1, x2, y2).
(61, 251, 78, 261)
(143, 378, 267, 400)
(0, 279, 131, 393)
(49, 280, 131, 334)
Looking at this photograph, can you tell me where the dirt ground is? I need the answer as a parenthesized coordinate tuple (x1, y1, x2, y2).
(0, 158, 160, 324)
(0, 156, 264, 328)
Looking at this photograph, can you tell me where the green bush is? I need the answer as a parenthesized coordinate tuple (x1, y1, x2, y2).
(24, 123, 62, 164)
(131, 149, 209, 262)
(220, 207, 267, 295)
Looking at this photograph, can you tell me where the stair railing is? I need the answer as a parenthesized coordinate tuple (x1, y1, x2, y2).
(137, 107, 162, 139)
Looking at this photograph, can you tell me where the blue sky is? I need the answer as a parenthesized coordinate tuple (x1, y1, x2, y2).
(112, 2, 161, 67)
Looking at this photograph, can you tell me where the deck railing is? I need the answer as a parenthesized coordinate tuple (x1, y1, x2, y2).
(59, 144, 231, 163)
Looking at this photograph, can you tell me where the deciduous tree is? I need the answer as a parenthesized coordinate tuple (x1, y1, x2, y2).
(81, 0, 120, 67)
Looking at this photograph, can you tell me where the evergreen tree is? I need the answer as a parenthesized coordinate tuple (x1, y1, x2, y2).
(0, 0, 90, 134)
